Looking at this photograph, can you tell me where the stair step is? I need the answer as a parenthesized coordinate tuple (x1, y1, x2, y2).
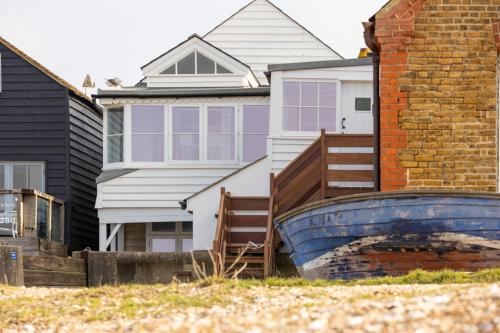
(230, 215, 268, 227)
(227, 243, 264, 254)
(230, 231, 266, 244)
(226, 256, 264, 264)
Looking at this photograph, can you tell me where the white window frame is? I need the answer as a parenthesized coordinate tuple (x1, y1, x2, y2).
(146, 222, 193, 254)
(102, 102, 271, 169)
(204, 103, 239, 164)
(281, 79, 341, 136)
(104, 106, 126, 167)
(161, 50, 233, 76)
(169, 104, 203, 164)
(130, 104, 166, 163)
(240, 103, 270, 164)
(0, 161, 46, 191)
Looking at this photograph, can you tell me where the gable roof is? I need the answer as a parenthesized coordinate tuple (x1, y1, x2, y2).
(203, 0, 342, 59)
(203, 0, 343, 85)
(0, 36, 93, 104)
(141, 34, 255, 74)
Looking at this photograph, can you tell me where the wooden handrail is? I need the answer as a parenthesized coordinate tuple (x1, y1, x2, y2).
(212, 187, 228, 273)
(264, 173, 275, 277)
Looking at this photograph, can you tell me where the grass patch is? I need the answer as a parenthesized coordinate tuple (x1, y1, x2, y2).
(261, 268, 500, 287)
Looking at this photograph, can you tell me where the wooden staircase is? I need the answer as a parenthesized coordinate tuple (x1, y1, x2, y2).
(213, 130, 375, 278)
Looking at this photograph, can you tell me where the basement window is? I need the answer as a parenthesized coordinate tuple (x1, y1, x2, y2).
(160, 51, 233, 75)
(147, 222, 193, 253)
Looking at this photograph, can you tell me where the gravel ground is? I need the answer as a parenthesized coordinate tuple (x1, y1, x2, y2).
(1, 283, 499, 333)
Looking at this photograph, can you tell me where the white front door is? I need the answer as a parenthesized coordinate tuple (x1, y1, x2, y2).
(340, 82, 374, 134)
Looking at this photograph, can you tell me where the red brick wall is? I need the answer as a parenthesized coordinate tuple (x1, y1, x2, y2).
(375, 0, 424, 191)
(374, 0, 499, 192)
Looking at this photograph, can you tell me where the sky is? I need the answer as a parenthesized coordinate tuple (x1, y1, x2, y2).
(0, 0, 387, 94)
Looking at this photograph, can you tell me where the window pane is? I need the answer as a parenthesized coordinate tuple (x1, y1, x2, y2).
(132, 105, 164, 133)
(172, 107, 200, 160)
(182, 221, 193, 233)
(197, 52, 215, 74)
(172, 134, 200, 160)
(207, 106, 235, 161)
(301, 107, 318, 131)
(51, 203, 62, 241)
(132, 134, 164, 162)
(151, 238, 176, 252)
(283, 107, 300, 131)
(208, 134, 235, 160)
(13, 166, 27, 189)
(283, 82, 300, 106)
(243, 105, 269, 133)
(216, 64, 232, 74)
(177, 52, 196, 74)
(161, 64, 176, 75)
(172, 107, 199, 133)
(301, 82, 318, 106)
(108, 108, 124, 135)
(243, 105, 269, 162)
(0, 165, 4, 189)
(132, 105, 164, 162)
(319, 107, 336, 132)
(28, 165, 43, 191)
(319, 82, 336, 107)
(182, 239, 193, 252)
(152, 222, 176, 233)
(243, 134, 267, 162)
(107, 108, 124, 163)
(107, 135, 124, 163)
(37, 197, 48, 239)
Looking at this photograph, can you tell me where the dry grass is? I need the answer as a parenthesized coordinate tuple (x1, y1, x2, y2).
(0, 269, 499, 332)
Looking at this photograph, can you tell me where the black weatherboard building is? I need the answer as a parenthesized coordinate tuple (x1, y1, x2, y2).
(0, 36, 102, 251)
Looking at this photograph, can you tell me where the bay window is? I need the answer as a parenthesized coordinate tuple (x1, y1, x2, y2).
(243, 105, 269, 162)
(283, 81, 337, 132)
(107, 107, 124, 163)
(131, 105, 165, 162)
(172, 106, 200, 161)
(105, 103, 270, 166)
(207, 106, 236, 161)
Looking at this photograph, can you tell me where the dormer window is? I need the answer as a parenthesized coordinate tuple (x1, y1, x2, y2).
(160, 51, 233, 75)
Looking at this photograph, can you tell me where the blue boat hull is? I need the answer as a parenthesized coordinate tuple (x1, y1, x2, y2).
(275, 191, 500, 280)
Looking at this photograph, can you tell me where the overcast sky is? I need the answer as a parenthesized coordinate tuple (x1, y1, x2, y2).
(0, 0, 386, 92)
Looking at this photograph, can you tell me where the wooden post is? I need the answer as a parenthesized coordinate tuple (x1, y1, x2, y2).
(320, 129, 327, 199)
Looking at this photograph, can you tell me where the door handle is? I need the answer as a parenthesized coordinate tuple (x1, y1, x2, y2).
(341, 117, 346, 130)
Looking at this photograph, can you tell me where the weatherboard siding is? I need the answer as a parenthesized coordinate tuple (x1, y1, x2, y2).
(68, 96, 103, 250)
(0, 42, 68, 200)
(99, 167, 241, 209)
(270, 137, 316, 173)
(204, 0, 341, 84)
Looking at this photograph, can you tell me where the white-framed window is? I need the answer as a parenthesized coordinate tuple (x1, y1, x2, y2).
(242, 105, 269, 162)
(283, 81, 337, 132)
(171, 106, 201, 161)
(161, 50, 233, 75)
(0, 161, 45, 191)
(147, 221, 193, 253)
(131, 105, 165, 162)
(104, 102, 270, 168)
(207, 106, 236, 161)
(107, 107, 124, 163)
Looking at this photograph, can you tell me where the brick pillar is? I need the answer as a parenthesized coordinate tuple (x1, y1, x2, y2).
(374, 0, 424, 191)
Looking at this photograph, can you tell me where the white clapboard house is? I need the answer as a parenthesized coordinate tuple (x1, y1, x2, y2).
(95, 0, 373, 253)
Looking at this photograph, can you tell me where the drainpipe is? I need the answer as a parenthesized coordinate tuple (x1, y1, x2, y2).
(363, 20, 381, 192)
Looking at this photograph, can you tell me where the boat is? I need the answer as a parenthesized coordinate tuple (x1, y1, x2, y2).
(274, 191, 500, 280)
